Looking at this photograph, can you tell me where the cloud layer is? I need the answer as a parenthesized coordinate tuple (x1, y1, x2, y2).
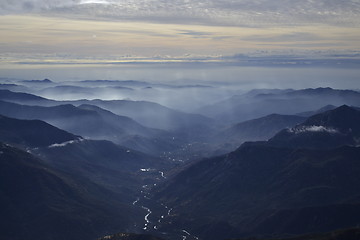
(0, 0, 79, 13)
(1, 0, 359, 27)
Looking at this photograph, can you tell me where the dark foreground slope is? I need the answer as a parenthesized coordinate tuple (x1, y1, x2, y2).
(98, 233, 165, 240)
(37, 139, 168, 196)
(229, 227, 360, 240)
(154, 106, 360, 240)
(155, 145, 360, 239)
(0, 142, 141, 240)
(0, 115, 170, 240)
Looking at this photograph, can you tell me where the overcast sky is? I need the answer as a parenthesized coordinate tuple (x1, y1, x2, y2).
(0, 0, 359, 65)
(1, 0, 359, 27)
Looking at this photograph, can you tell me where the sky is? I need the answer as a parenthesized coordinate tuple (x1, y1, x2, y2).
(0, 0, 360, 85)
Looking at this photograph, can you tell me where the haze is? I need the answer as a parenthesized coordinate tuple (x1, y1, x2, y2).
(1, 0, 360, 107)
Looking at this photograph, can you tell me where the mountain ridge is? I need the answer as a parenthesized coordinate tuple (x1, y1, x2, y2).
(153, 106, 360, 239)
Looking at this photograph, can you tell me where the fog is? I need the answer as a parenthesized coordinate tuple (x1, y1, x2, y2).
(1, 64, 360, 111)
(1, 62, 360, 159)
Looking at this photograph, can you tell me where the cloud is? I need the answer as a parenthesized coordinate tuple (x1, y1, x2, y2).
(79, 0, 110, 4)
(178, 30, 214, 39)
(1, 0, 359, 28)
(242, 32, 323, 42)
(0, 0, 80, 14)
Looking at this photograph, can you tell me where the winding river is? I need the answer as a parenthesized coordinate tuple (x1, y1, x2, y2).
(133, 169, 199, 240)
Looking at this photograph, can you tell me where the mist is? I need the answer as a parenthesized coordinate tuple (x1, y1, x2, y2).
(2, 63, 360, 112)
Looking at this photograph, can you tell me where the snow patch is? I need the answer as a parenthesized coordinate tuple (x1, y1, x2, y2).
(140, 168, 155, 172)
(288, 125, 338, 134)
(48, 138, 83, 148)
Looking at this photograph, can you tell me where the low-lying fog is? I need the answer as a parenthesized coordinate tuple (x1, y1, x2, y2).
(1, 63, 360, 112)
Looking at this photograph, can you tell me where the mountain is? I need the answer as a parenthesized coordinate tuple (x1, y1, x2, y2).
(214, 114, 306, 151)
(230, 227, 360, 240)
(0, 89, 214, 137)
(0, 111, 167, 197)
(155, 144, 360, 239)
(0, 83, 30, 92)
(252, 203, 360, 237)
(0, 142, 142, 240)
(0, 89, 49, 103)
(0, 100, 105, 135)
(198, 88, 360, 124)
(0, 114, 80, 148)
(153, 106, 360, 240)
(0, 100, 169, 150)
(119, 134, 183, 156)
(78, 99, 213, 131)
(77, 104, 162, 137)
(34, 138, 167, 198)
(21, 78, 53, 83)
(0, 89, 61, 107)
(98, 233, 165, 240)
(38, 138, 166, 176)
(0, 115, 170, 239)
(269, 105, 360, 149)
(0, 92, 217, 157)
(296, 104, 337, 117)
(0, 113, 168, 193)
(0, 99, 206, 156)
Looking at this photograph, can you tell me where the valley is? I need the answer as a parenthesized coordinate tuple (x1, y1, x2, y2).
(0, 82, 360, 240)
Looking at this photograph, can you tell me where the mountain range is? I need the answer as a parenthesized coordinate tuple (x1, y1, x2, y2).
(213, 114, 306, 152)
(198, 88, 360, 124)
(0, 114, 79, 148)
(153, 106, 360, 240)
(0, 115, 170, 240)
(230, 227, 360, 240)
(0, 99, 172, 154)
(0, 142, 142, 240)
(1, 85, 360, 240)
(269, 105, 360, 149)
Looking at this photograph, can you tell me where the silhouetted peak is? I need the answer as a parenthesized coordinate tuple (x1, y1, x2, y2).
(332, 104, 354, 111)
(20, 78, 53, 83)
(0, 89, 47, 101)
(0, 114, 80, 148)
(269, 105, 360, 149)
(78, 104, 103, 111)
(303, 105, 360, 133)
(315, 87, 333, 91)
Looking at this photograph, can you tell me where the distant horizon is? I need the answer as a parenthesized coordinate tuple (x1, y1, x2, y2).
(1, 1, 359, 93)
(1, 1, 359, 67)
(1, 63, 359, 91)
